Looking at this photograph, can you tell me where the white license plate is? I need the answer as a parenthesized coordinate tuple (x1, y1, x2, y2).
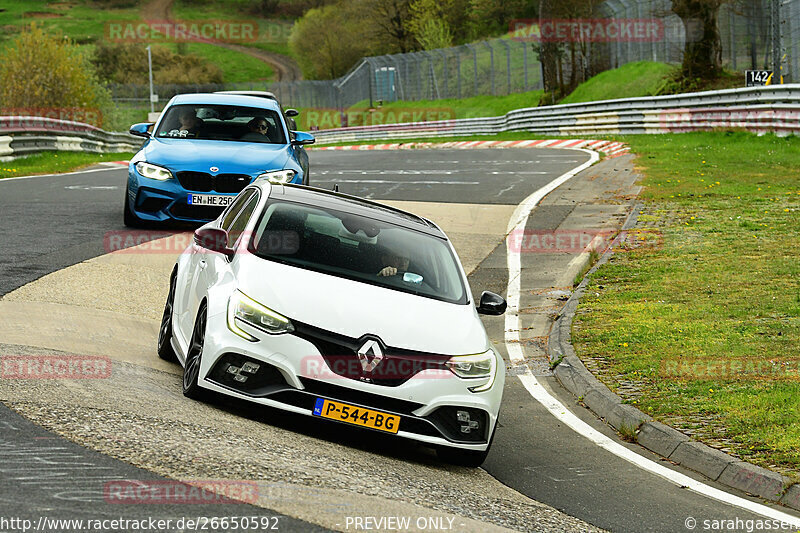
(187, 194, 235, 207)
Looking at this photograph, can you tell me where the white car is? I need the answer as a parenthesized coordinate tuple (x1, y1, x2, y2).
(158, 181, 507, 466)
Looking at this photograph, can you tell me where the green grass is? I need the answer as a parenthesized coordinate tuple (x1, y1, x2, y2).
(166, 43, 274, 82)
(0, 151, 135, 179)
(0, 1, 141, 44)
(0, 1, 289, 83)
(297, 90, 544, 129)
(572, 131, 800, 475)
(559, 61, 677, 105)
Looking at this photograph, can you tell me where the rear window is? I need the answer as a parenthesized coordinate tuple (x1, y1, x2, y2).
(249, 200, 467, 304)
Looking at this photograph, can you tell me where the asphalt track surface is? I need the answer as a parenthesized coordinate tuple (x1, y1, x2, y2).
(1, 149, 798, 532)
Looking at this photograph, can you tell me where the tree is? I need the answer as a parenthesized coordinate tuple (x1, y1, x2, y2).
(93, 43, 224, 85)
(672, 0, 726, 79)
(408, 0, 454, 49)
(0, 24, 112, 127)
(289, 4, 374, 79)
(363, 0, 415, 53)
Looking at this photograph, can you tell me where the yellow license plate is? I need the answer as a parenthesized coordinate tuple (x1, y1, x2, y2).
(312, 398, 400, 434)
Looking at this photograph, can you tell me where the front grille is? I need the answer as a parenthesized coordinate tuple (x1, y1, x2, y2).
(176, 171, 252, 193)
(215, 173, 252, 193)
(170, 203, 225, 221)
(176, 171, 213, 192)
(291, 322, 450, 387)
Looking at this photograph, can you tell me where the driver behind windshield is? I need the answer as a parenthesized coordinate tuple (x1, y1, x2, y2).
(178, 108, 204, 134)
(377, 245, 410, 277)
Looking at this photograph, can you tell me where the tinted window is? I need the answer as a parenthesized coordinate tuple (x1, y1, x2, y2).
(156, 104, 286, 144)
(227, 194, 259, 247)
(221, 189, 256, 231)
(250, 200, 467, 304)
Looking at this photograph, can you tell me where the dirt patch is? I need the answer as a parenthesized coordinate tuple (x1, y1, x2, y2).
(22, 11, 64, 18)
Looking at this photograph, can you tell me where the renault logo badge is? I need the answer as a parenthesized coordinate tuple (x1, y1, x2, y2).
(357, 339, 384, 373)
(210, 166, 219, 172)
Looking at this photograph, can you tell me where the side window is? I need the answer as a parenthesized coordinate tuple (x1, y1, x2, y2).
(227, 193, 260, 247)
(220, 189, 255, 231)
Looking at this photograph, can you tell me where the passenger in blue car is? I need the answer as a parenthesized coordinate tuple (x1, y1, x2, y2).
(240, 116, 277, 143)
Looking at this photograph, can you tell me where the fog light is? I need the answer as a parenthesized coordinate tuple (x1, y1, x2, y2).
(241, 362, 260, 373)
(456, 410, 480, 433)
(233, 374, 248, 383)
(226, 365, 238, 374)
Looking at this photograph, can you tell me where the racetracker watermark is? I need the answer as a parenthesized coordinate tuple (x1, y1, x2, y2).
(661, 358, 800, 381)
(510, 18, 664, 42)
(1, 108, 103, 128)
(106, 20, 258, 43)
(103, 230, 299, 255)
(103, 480, 259, 504)
(300, 108, 455, 130)
(1, 355, 111, 379)
(507, 229, 616, 254)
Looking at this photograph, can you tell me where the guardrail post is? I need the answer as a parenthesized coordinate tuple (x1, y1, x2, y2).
(485, 41, 495, 95)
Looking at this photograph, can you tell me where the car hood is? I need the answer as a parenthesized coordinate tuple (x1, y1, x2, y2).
(143, 138, 290, 174)
(234, 255, 487, 356)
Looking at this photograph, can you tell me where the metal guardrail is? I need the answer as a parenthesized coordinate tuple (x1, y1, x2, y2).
(0, 116, 140, 160)
(3, 86, 799, 158)
(312, 85, 800, 144)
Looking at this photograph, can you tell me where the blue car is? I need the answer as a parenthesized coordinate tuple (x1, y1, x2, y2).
(124, 93, 315, 226)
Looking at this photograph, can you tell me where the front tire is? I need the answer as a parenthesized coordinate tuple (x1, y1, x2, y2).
(123, 191, 139, 228)
(436, 423, 496, 467)
(157, 267, 178, 362)
(182, 302, 208, 401)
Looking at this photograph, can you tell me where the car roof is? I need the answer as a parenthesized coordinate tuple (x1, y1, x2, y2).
(253, 182, 445, 238)
(214, 90, 278, 101)
(170, 93, 282, 111)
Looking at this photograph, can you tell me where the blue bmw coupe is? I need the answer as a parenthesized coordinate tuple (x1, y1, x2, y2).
(124, 93, 315, 226)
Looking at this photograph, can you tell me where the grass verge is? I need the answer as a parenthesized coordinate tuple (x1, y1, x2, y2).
(572, 131, 800, 476)
(559, 61, 676, 105)
(297, 90, 544, 129)
(0, 152, 135, 179)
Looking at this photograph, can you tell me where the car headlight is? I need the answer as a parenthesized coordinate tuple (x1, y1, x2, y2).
(135, 162, 173, 181)
(257, 169, 296, 184)
(445, 349, 498, 392)
(227, 289, 294, 340)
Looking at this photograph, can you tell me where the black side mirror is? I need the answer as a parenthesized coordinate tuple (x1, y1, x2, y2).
(129, 122, 154, 138)
(194, 227, 234, 259)
(285, 109, 299, 117)
(477, 291, 507, 315)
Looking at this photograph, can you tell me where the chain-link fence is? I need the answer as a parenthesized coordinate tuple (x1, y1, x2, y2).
(110, 0, 798, 120)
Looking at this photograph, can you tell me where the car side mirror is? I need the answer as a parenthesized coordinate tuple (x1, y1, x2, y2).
(285, 109, 299, 117)
(477, 291, 507, 315)
(129, 122, 154, 138)
(291, 131, 315, 146)
(194, 227, 234, 258)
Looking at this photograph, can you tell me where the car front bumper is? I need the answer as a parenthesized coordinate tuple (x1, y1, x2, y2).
(194, 309, 505, 451)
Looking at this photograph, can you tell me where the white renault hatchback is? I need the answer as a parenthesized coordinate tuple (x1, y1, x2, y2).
(158, 181, 507, 466)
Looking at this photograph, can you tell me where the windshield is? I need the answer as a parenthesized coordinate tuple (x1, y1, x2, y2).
(156, 104, 286, 144)
(249, 200, 467, 304)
